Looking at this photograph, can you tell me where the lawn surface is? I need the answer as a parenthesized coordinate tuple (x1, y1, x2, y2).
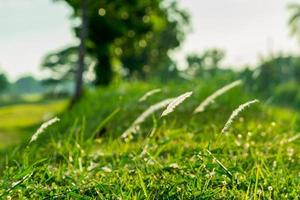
(0, 80, 299, 199)
(0, 100, 67, 149)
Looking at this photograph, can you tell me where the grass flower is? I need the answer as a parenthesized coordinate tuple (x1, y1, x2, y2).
(221, 99, 259, 134)
(101, 166, 112, 173)
(194, 80, 242, 113)
(121, 98, 174, 139)
(161, 91, 193, 117)
(287, 133, 300, 143)
(29, 117, 60, 144)
(139, 88, 161, 102)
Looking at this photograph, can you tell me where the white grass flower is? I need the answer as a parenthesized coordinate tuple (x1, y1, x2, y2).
(87, 162, 99, 171)
(29, 117, 60, 144)
(221, 99, 259, 134)
(169, 163, 180, 169)
(147, 159, 155, 165)
(268, 186, 273, 191)
(161, 91, 193, 117)
(194, 80, 242, 113)
(221, 180, 227, 186)
(139, 88, 161, 102)
(101, 166, 112, 173)
(287, 133, 300, 143)
(121, 98, 175, 139)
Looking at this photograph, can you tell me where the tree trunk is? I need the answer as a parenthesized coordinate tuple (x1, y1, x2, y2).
(95, 52, 112, 86)
(72, 0, 88, 104)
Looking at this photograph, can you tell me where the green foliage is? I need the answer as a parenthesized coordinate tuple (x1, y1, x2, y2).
(0, 73, 9, 93)
(273, 80, 300, 108)
(240, 55, 300, 97)
(186, 48, 226, 78)
(41, 46, 96, 85)
(119, 1, 190, 80)
(11, 76, 44, 94)
(50, 0, 189, 85)
(41, 46, 79, 82)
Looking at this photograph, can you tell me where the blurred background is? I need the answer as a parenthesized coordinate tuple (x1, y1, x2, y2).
(1, 0, 300, 147)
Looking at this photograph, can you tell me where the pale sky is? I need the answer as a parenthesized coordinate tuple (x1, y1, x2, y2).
(0, 0, 299, 80)
(176, 0, 300, 68)
(0, 0, 75, 80)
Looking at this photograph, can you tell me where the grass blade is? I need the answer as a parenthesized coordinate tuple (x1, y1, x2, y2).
(206, 150, 232, 178)
(138, 170, 148, 198)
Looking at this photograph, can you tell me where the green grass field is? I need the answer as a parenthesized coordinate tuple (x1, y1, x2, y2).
(0, 100, 67, 149)
(0, 80, 299, 199)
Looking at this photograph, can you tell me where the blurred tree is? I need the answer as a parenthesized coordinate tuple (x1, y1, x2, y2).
(239, 66, 255, 91)
(74, 0, 88, 102)
(41, 46, 95, 84)
(203, 49, 225, 74)
(12, 76, 44, 94)
(151, 57, 180, 82)
(0, 73, 9, 93)
(49, 0, 189, 88)
(250, 55, 299, 96)
(186, 53, 205, 77)
(185, 48, 225, 77)
(43, 0, 89, 103)
(41, 46, 78, 83)
(186, 54, 205, 68)
(288, 3, 300, 43)
(118, 1, 189, 80)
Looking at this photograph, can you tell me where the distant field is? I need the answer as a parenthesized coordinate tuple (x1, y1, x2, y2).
(0, 100, 67, 148)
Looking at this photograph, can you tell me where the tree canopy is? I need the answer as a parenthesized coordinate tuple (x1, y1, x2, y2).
(185, 48, 226, 77)
(0, 73, 9, 93)
(46, 0, 189, 86)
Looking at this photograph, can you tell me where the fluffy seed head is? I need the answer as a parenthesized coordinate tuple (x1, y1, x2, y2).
(194, 80, 242, 113)
(161, 91, 193, 117)
(139, 88, 161, 102)
(121, 98, 174, 139)
(29, 117, 60, 144)
(221, 99, 259, 134)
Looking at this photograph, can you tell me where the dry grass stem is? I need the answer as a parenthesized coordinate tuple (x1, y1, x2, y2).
(221, 99, 259, 134)
(194, 80, 242, 113)
(121, 98, 174, 139)
(139, 88, 161, 102)
(161, 91, 193, 117)
(29, 117, 60, 144)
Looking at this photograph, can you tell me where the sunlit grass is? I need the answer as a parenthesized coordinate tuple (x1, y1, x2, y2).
(0, 100, 66, 130)
(0, 80, 299, 199)
(0, 100, 67, 148)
